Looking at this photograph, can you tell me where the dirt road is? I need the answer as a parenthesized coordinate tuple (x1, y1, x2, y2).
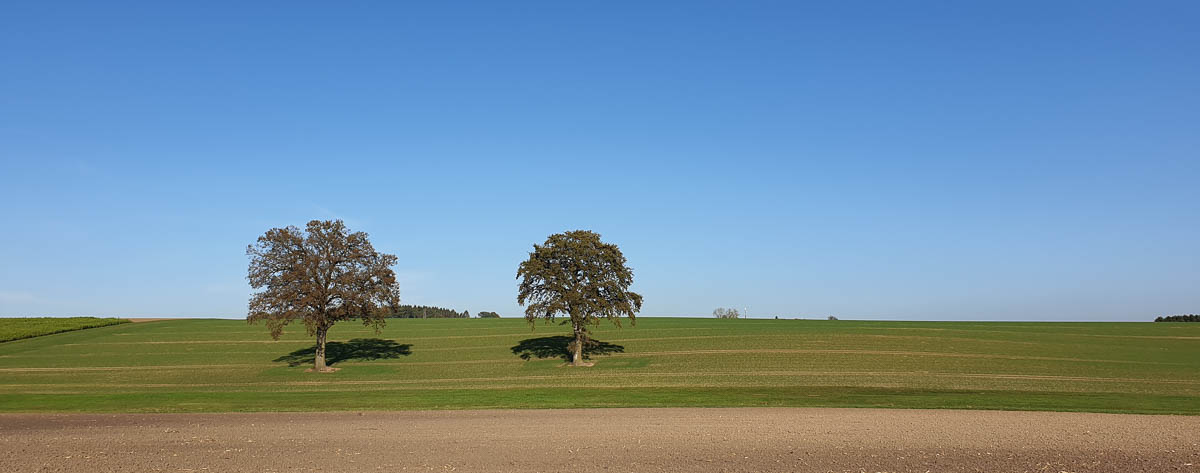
(1, 408, 1196, 472)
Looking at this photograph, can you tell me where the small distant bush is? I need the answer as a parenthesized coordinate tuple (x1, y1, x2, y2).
(1155, 315, 1199, 322)
(0, 317, 130, 343)
(713, 308, 740, 319)
(827, 316, 839, 321)
(478, 311, 501, 318)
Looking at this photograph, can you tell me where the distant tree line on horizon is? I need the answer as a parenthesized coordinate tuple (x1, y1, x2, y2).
(377, 305, 468, 319)
(477, 311, 501, 318)
(1155, 314, 1199, 322)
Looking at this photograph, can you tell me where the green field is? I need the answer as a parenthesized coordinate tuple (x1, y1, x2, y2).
(0, 317, 129, 343)
(0, 318, 1197, 414)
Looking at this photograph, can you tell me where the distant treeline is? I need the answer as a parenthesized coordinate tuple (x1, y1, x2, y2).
(378, 305, 468, 319)
(478, 311, 501, 318)
(1155, 315, 1199, 322)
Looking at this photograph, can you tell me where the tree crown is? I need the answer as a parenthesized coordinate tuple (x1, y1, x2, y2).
(516, 230, 642, 330)
(247, 219, 400, 339)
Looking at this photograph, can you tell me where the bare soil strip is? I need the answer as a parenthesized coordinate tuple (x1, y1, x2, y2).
(1, 408, 1196, 473)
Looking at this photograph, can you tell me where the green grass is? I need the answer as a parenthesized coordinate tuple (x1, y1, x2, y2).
(0, 317, 1196, 414)
(0, 317, 130, 343)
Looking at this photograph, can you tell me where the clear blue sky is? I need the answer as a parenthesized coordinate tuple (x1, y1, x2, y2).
(1, 2, 1197, 321)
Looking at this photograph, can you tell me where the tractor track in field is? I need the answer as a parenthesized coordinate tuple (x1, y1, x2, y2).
(0, 349, 1177, 373)
(3, 371, 1197, 397)
(1, 408, 1196, 473)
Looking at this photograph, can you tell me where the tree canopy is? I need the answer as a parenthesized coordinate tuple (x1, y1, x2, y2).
(247, 219, 401, 372)
(477, 311, 501, 318)
(517, 230, 642, 366)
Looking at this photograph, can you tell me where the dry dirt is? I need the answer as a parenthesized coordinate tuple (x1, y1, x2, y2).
(1, 408, 1197, 472)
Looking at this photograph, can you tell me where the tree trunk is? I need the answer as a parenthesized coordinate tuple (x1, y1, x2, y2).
(572, 323, 584, 366)
(314, 325, 329, 372)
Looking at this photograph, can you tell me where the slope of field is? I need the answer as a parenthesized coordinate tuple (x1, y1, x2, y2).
(0, 317, 129, 343)
(0, 318, 1196, 413)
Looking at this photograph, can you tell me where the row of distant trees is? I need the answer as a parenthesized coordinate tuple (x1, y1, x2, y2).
(1155, 314, 1199, 322)
(712, 308, 741, 319)
(713, 308, 840, 320)
(371, 305, 503, 319)
(378, 305, 468, 318)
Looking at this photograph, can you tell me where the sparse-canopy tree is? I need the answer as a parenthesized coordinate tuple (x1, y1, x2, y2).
(517, 230, 642, 366)
(713, 307, 740, 319)
(247, 220, 401, 372)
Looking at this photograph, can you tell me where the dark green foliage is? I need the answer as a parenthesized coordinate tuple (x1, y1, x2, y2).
(1155, 314, 1199, 322)
(517, 230, 642, 365)
(0, 317, 129, 343)
(380, 305, 468, 318)
(477, 311, 501, 318)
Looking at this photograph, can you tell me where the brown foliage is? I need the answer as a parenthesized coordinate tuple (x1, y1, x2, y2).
(246, 220, 400, 370)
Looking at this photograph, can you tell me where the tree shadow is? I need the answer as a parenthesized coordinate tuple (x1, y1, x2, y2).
(273, 338, 412, 367)
(510, 335, 625, 361)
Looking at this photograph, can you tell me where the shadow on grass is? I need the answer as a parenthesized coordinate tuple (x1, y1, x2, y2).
(273, 338, 412, 367)
(510, 336, 625, 361)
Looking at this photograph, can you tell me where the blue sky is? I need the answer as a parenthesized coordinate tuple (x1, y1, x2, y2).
(1, 2, 1197, 321)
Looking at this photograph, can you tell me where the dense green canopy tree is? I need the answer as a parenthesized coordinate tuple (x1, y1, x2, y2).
(247, 220, 401, 372)
(517, 230, 642, 366)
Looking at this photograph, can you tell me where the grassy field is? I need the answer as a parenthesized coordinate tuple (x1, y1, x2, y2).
(0, 317, 129, 343)
(0, 317, 1196, 414)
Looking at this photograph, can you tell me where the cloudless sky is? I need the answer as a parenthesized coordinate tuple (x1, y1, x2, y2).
(2, 1, 1197, 321)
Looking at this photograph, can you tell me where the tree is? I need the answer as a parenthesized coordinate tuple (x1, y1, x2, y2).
(478, 311, 501, 318)
(247, 220, 401, 372)
(517, 230, 642, 366)
(463, 310, 470, 318)
(713, 307, 740, 319)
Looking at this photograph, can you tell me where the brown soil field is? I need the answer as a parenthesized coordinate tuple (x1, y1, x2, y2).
(1, 408, 1197, 473)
